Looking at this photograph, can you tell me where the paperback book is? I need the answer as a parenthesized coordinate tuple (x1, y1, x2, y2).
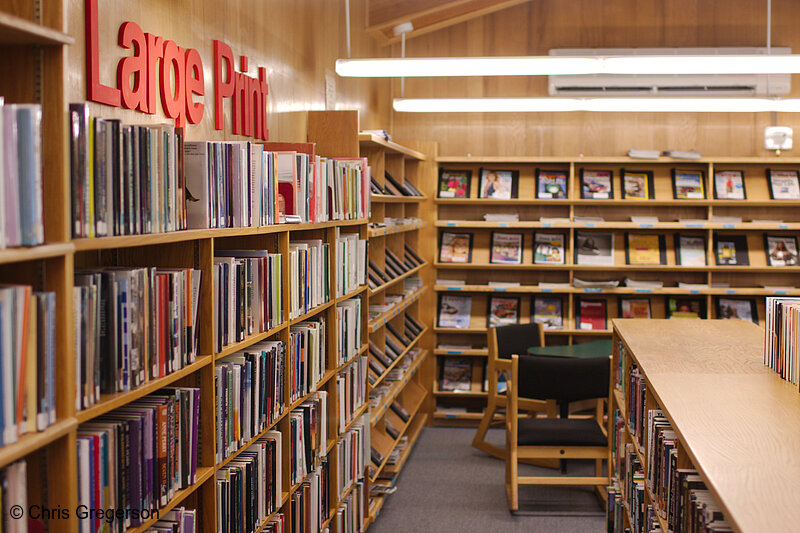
(619, 298, 652, 319)
(714, 170, 746, 200)
(440, 357, 473, 392)
(577, 298, 607, 330)
(625, 233, 666, 265)
(674, 234, 707, 266)
(765, 234, 799, 266)
(671, 169, 705, 199)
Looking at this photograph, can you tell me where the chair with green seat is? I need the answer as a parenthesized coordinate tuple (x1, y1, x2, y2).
(505, 352, 611, 512)
(472, 323, 549, 459)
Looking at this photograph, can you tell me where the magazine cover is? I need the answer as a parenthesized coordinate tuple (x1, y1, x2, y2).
(672, 169, 705, 199)
(439, 232, 473, 263)
(479, 169, 518, 199)
(487, 296, 520, 327)
(580, 169, 613, 199)
(440, 357, 473, 392)
(533, 233, 565, 264)
(490, 232, 523, 264)
(536, 169, 568, 199)
(667, 297, 705, 319)
(765, 235, 799, 266)
(438, 169, 471, 198)
(714, 170, 746, 200)
(675, 235, 707, 266)
(716, 298, 757, 323)
(438, 294, 472, 328)
(532, 296, 563, 329)
(620, 298, 651, 319)
(575, 232, 614, 266)
(626, 234, 665, 265)
(768, 169, 800, 199)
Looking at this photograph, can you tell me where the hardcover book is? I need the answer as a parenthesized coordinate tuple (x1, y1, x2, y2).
(767, 169, 800, 199)
(487, 296, 520, 327)
(490, 232, 523, 264)
(437, 294, 472, 329)
(439, 232, 473, 263)
(674, 234, 707, 266)
(621, 169, 655, 199)
(579, 169, 613, 199)
(714, 235, 749, 266)
(716, 297, 758, 323)
(532, 296, 563, 329)
(575, 231, 614, 266)
(577, 298, 607, 330)
(438, 169, 471, 198)
(713, 170, 746, 200)
(765, 234, 799, 266)
(625, 233, 666, 265)
(535, 169, 568, 199)
(666, 297, 706, 319)
(671, 169, 705, 199)
(533, 232, 565, 264)
(478, 169, 518, 199)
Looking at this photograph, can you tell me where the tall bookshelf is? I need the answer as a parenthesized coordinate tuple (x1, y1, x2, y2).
(431, 156, 800, 422)
(610, 319, 800, 532)
(307, 111, 433, 525)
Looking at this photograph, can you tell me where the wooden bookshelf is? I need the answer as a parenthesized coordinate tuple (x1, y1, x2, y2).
(611, 319, 800, 533)
(430, 155, 800, 422)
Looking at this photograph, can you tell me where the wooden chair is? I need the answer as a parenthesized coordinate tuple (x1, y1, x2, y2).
(505, 353, 611, 512)
(472, 323, 548, 459)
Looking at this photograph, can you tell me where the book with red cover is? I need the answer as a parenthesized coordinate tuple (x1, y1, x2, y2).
(577, 298, 607, 330)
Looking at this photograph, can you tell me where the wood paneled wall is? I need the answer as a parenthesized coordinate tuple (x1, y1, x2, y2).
(392, 0, 800, 157)
(65, 0, 392, 142)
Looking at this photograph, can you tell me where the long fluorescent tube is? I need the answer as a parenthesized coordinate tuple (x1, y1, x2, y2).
(337, 55, 800, 77)
(393, 97, 800, 113)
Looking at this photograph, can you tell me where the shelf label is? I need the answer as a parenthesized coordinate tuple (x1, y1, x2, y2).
(584, 288, 602, 293)
(447, 286, 462, 291)
(779, 224, 789, 229)
(446, 350, 462, 354)
(584, 223, 595, 228)
(446, 222, 456, 226)
(685, 224, 703, 228)
(638, 224, 653, 228)
(542, 223, 552, 228)
(541, 288, 553, 292)
(726, 289, 736, 294)
(776, 290, 788, 295)
(635, 289, 652, 293)
(493, 287, 507, 292)
(690, 290, 699, 294)
(722, 224, 736, 229)
(499, 222, 508, 227)
(445, 414, 457, 418)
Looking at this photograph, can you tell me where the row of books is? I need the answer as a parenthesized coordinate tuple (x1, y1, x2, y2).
(368, 277, 423, 324)
(0, 460, 26, 532)
(764, 296, 800, 386)
(1, 101, 44, 248)
(367, 245, 425, 290)
(0, 286, 56, 446)
(336, 413, 369, 501)
(370, 348, 424, 412)
(289, 240, 329, 319)
(336, 357, 367, 432)
(216, 431, 282, 533)
(76, 387, 200, 533)
(74, 267, 202, 409)
(367, 314, 424, 383)
(436, 294, 760, 331)
(332, 481, 366, 533)
(369, 401, 411, 467)
(370, 171, 424, 198)
(289, 459, 330, 533)
(214, 250, 283, 351)
(289, 393, 328, 486)
(439, 167, 800, 201)
(336, 232, 367, 297)
(440, 230, 800, 267)
(289, 318, 326, 403)
(215, 341, 286, 463)
(336, 297, 363, 367)
(145, 508, 197, 533)
(70, 103, 186, 238)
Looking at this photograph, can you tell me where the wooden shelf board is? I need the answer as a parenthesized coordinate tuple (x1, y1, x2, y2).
(371, 327, 428, 389)
(432, 411, 495, 421)
(77, 356, 213, 423)
(434, 284, 800, 296)
(371, 194, 426, 203)
(337, 285, 368, 302)
(368, 221, 426, 238)
(368, 262, 427, 296)
(383, 412, 427, 475)
(436, 155, 800, 164)
(214, 324, 288, 360)
(434, 348, 489, 356)
(0, 242, 74, 265)
(0, 419, 76, 468)
(371, 387, 427, 482)
(434, 326, 611, 335)
(359, 133, 426, 160)
(434, 198, 800, 208)
(370, 350, 427, 425)
(435, 198, 571, 206)
(0, 12, 74, 45)
(433, 389, 487, 398)
(289, 300, 335, 325)
(368, 286, 427, 332)
(434, 262, 799, 273)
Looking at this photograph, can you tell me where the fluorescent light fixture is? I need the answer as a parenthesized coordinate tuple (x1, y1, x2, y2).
(393, 97, 800, 113)
(337, 55, 800, 77)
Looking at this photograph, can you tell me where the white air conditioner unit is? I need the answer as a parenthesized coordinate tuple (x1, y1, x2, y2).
(548, 47, 791, 96)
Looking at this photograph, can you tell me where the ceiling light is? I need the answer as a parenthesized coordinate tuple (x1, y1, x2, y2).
(392, 97, 800, 113)
(337, 54, 800, 78)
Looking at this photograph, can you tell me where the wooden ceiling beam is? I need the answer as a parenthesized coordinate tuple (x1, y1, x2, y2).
(366, 0, 531, 46)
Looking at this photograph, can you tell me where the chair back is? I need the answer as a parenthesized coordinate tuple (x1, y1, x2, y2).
(516, 354, 609, 416)
(494, 323, 545, 359)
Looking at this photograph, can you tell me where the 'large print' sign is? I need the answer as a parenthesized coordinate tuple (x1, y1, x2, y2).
(85, 0, 269, 139)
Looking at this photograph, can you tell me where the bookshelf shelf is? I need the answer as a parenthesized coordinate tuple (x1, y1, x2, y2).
(370, 385, 426, 482)
(382, 412, 427, 475)
(359, 133, 427, 160)
(0, 11, 75, 45)
(368, 285, 427, 332)
(0, 419, 76, 469)
(371, 194, 427, 203)
(370, 349, 427, 425)
(433, 389, 488, 398)
(0, 242, 75, 265)
(126, 466, 214, 533)
(434, 284, 800, 296)
(432, 411, 500, 421)
(372, 328, 428, 389)
(213, 324, 288, 360)
(368, 221, 426, 237)
(433, 348, 489, 356)
(369, 261, 427, 296)
(434, 326, 611, 335)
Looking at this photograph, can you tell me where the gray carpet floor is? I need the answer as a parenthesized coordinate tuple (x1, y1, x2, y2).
(369, 427, 606, 533)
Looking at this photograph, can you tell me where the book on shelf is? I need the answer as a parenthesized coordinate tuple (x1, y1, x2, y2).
(533, 232, 565, 264)
(537, 282, 571, 289)
(2, 102, 44, 248)
(289, 459, 331, 533)
(767, 169, 800, 200)
(677, 282, 708, 290)
(487, 296, 520, 327)
(404, 244, 425, 269)
(666, 297, 706, 319)
(217, 432, 283, 532)
(539, 217, 571, 224)
(214, 249, 282, 351)
(337, 297, 362, 365)
(333, 481, 366, 533)
(289, 393, 328, 486)
(484, 213, 519, 222)
(289, 239, 330, 318)
(148, 507, 197, 532)
(710, 215, 742, 224)
(573, 277, 620, 289)
(713, 234, 749, 266)
(671, 168, 706, 199)
(336, 413, 368, 497)
(630, 216, 660, 224)
(479, 168, 519, 199)
(622, 278, 663, 289)
(0, 286, 56, 444)
(490, 232, 523, 264)
(289, 318, 326, 402)
(384, 170, 422, 197)
(74, 267, 201, 409)
(764, 234, 799, 266)
(575, 231, 614, 266)
(674, 234, 707, 266)
(716, 297, 757, 323)
(337, 232, 367, 296)
(574, 216, 605, 223)
(764, 297, 800, 383)
(579, 169, 613, 199)
(621, 169, 655, 199)
(576, 298, 607, 330)
(337, 357, 366, 432)
(439, 231, 473, 263)
(437, 294, 472, 328)
(438, 169, 471, 198)
(535, 169, 567, 199)
(532, 296, 564, 329)
(714, 169, 747, 200)
(440, 357, 473, 392)
(435, 278, 465, 286)
(488, 281, 521, 287)
(625, 233, 667, 265)
(405, 313, 424, 337)
(619, 297, 652, 318)
(77, 387, 200, 530)
(215, 340, 286, 462)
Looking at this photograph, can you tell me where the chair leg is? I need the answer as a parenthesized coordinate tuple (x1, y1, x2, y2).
(473, 400, 505, 459)
(505, 424, 519, 511)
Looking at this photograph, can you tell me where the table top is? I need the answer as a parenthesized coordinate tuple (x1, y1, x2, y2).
(527, 339, 612, 358)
